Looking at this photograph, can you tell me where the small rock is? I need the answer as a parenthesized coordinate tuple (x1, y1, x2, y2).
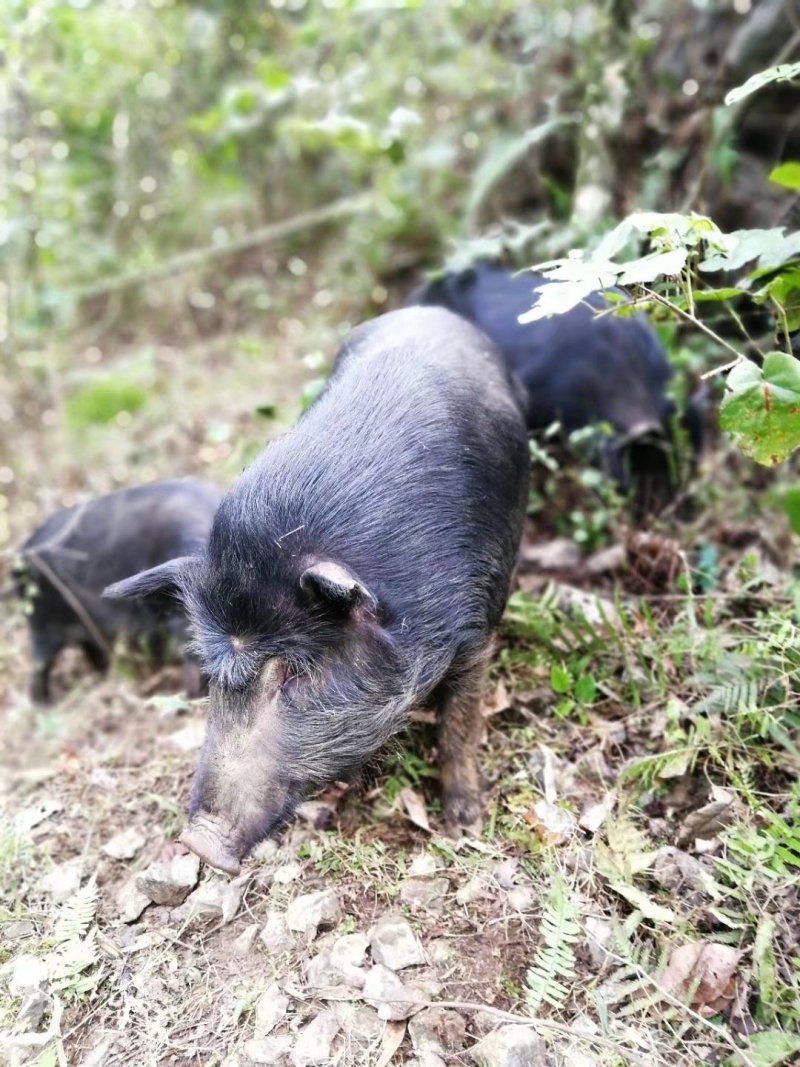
(652, 847, 719, 896)
(244, 1035, 293, 1065)
(254, 983, 289, 1038)
(136, 852, 200, 907)
(286, 889, 342, 937)
(399, 877, 449, 912)
(332, 1003, 384, 1048)
(7, 954, 48, 998)
(584, 916, 614, 970)
(408, 853, 441, 878)
(469, 1024, 546, 1067)
(409, 1007, 466, 1056)
(363, 963, 423, 1021)
(232, 924, 260, 956)
(102, 827, 146, 860)
(168, 721, 206, 752)
(260, 911, 293, 956)
(426, 939, 455, 966)
(456, 875, 490, 906)
(16, 990, 49, 1030)
(291, 1009, 341, 1067)
(331, 931, 369, 970)
(506, 887, 534, 912)
(178, 873, 247, 923)
(586, 543, 626, 575)
(117, 878, 151, 923)
(273, 862, 302, 885)
(521, 538, 582, 570)
(36, 860, 82, 903)
(370, 914, 425, 971)
(492, 858, 519, 889)
(305, 945, 365, 995)
(4, 920, 35, 941)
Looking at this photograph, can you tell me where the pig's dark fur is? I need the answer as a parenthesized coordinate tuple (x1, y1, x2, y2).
(412, 261, 704, 513)
(107, 308, 530, 861)
(16, 479, 221, 702)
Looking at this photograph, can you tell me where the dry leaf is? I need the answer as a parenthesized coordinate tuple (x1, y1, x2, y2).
(579, 793, 616, 834)
(526, 799, 575, 844)
(374, 1020, 406, 1067)
(676, 787, 736, 848)
(539, 744, 560, 805)
(400, 787, 431, 833)
(660, 942, 740, 1016)
(483, 679, 512, 719)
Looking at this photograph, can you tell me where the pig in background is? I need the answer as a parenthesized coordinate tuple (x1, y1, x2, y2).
(106, 307, 530, 874)
(11, 479, 222, 703)
(411, 261, 706, 517)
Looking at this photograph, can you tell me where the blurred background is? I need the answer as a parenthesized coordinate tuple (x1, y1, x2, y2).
(2, 0, 798, 547)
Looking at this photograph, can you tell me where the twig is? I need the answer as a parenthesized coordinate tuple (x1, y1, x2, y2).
(67, 192, 374, 300)
(24, 548, 112, 656)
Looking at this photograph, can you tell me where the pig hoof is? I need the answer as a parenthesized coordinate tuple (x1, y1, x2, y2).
(180, 820, 241, 876)
(443, 793, 484, 840)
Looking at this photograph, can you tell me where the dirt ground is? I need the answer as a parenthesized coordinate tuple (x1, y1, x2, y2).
(1, 254, 799, 1067)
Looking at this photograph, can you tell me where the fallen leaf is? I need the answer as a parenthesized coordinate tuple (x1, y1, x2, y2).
(400, 787, 431, 833)
(579, 793, 616, 834)
(676, 787, 736, 848)
(374, 1020, 406, 1067)
(526, 799, 575, 844)
(660, 942, 740, 1015)
(483, 679, 512, 719)
(609, 883, 675, 924)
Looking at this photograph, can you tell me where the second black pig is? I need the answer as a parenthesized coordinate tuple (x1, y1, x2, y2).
(15, 479, 222, 702)
(106, 307, 530, 873)
(412, 261, 705, 514)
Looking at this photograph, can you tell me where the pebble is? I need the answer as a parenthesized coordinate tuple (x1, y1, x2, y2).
(176, 872, 247, 924)
(260, 910, 294, 956)
(136, 852, 200, 907)
(231, 924, 260, 956)
(254, 982, 289, 1038)
(469, 1024, 547, 1067)
(243, 1035, 293, 1065)
(370, 914, 425, 971)
(399, 877, 449, 912)
(286, 889, 342, 937)
(291, 1009, 341, 1066)
(363, 964, 424, 1021)
(102, 827, 146, 860)
(409, 1007, 466, 1056)
(117, 878, 151, 923)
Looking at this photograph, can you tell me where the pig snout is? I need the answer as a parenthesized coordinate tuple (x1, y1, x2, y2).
(180, 814, 242, 876)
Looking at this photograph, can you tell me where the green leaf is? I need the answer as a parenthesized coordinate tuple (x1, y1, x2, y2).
(724, 61, 800, 106)
(617, 248, 688, 286)
(725, 1031, 800, 1067)
(719, 353, 800, 465)
(574, 674, 596, 704)
(550, 664, 571, 695)
(783, 487, 800, 535)
(757, 268, 800, 332)
(769, 161, 800, 190)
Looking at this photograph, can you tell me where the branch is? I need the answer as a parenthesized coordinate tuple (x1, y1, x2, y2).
(67, 192, 375, 301)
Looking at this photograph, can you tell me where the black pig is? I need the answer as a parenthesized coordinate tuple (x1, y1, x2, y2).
(106, 308, 530, 873)
(15, 479, 222, 702)
(412, 261, 704, 514)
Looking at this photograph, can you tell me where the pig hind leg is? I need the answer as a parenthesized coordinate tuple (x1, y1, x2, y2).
(81, 640, 110, 675)
(29, 629, 64, 704)
(436, 651, 490, 838)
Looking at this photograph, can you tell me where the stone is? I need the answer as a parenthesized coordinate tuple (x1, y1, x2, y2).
(521, 538, 581, 570)
(136, 852, 199, 907)
(363, 964, 424, 1022)
(231, 924, 260, 956)
(584, 916, 614, 970)
(333, 1003, 384, 1049)
(305, 944, 365, 996)
(254, 983, 289, 1039)
(273, 862, 302, 885)
(243, 1035, 292, 1065)
(506, 887, 535, 912)
(399, 877, 449, 911)
(291, 1009, 341, 1067)
(286, 889, 342, 937)
(469, 1025, 546, 1067)
(370, 914, 425, 971)
(408, 1007, 467, 1056)
(102, 827, 146, 860)
(117, 877, 151, 923)
(177, 873, 247, 923)
(260, 911, 293, 956)
(408, 853, 441, 878)
(36, 860, 82, 903)
(16, 990, 49, 1030)
(7, 954, 48, 998)
(652, 847, 719, 896)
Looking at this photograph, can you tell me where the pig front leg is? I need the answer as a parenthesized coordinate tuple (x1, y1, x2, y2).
(436, 652, 489, 838)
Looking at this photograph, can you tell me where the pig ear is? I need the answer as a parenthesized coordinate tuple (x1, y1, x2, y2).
(103, 555, 196, 603)
(299, 560, 378, 615)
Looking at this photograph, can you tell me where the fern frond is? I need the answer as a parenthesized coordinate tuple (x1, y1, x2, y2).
(525, 874, 580, 1013)
(53, 875, 98, 944)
